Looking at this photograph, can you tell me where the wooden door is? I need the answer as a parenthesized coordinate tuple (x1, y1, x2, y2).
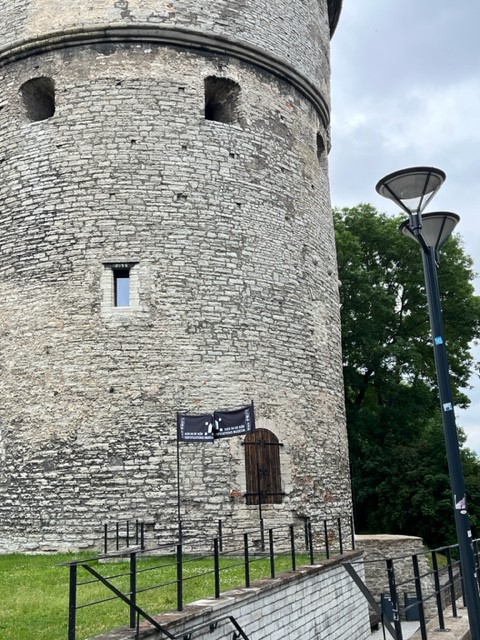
(244, 428, 283, 505)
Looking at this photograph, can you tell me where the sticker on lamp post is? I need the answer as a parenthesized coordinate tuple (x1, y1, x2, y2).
(456, 496, 467, 514)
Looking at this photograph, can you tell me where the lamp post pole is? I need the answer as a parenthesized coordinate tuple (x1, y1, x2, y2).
(420, 239, 480, 637)
(376, 167, 480, 637)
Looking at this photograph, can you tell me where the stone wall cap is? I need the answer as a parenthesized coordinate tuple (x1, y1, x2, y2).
(356, 534, 424, 542)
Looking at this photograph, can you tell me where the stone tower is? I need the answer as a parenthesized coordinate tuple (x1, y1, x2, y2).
(0, 0, 350, 552)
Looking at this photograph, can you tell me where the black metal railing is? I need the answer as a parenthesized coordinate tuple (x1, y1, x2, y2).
(346, 539, 478, 640)
(102, 514, 355, 556)
(103, 520, 148, 553)
(66, 515, 355, 640)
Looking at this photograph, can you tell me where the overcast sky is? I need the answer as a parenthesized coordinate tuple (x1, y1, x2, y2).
(329, 0, 480, 453)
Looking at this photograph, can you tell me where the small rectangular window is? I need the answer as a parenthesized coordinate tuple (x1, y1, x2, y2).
(113, 268, 130, 307)
(101, 260, 139, 314)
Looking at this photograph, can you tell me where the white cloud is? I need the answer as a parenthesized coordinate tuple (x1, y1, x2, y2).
(330, 0, 480, 452)
(333, 78, 480, 156)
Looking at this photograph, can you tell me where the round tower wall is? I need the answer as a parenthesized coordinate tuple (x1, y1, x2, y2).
(0, 2, 350, 553)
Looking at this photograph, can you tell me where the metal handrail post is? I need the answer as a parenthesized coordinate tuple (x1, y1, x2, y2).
(308, 521, 314, 564)
(214, 538, 221, 598)
(129, 551, 137, 629)
(176, 544, 183, 611)
(244, 533, 250, 588)
(431, 551, 446, 630)
(387, 559, 403, 640)
(68, 564, 77, 640)
(304, 517, 310, 551)
(104, 524, 108, 554)
(446, 547, 458, 617)
(269, 529, 275, 579)
(290, 525, 296, 571)
(412, 554, 427, 640)
(323, 520, 330, 560)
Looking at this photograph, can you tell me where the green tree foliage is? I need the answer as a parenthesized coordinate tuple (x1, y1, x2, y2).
(334, 204, 480, 547)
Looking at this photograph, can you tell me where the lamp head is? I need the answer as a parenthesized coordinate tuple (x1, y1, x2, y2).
(376, 166, 446, 216)
(399, 211, 460, 251)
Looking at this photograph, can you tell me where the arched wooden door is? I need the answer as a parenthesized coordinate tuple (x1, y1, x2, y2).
(244, 428, 284, 505)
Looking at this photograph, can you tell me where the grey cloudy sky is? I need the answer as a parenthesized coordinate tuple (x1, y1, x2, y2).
(329, 0, 480, 452)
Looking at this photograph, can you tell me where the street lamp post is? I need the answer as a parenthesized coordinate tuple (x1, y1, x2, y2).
(376, 167, 480, 638)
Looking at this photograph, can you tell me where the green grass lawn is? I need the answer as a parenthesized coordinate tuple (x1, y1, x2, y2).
(0, 551, 306, 640)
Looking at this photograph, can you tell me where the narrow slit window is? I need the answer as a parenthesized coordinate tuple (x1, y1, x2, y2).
(204, 76, 242, 125)
(20, 77, 55, 122)
(113, 268, 130, 307)
(316, 132, 326, 161)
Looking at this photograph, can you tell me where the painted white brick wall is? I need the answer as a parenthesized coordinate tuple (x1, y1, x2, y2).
(92, 551, 371, 640)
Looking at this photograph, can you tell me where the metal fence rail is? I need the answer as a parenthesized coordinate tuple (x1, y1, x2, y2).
(346, 539, 480, 640)
(101, 514, 355, 555)
(66, 515, 355, 640)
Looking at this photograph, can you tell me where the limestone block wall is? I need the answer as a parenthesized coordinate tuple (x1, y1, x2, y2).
(356, 534, 436, 621)
(0, 0, 333, 93)
(0, 0, 350, 552)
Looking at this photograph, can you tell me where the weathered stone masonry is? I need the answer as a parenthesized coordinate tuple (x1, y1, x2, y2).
(0, 0, 350, 552)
